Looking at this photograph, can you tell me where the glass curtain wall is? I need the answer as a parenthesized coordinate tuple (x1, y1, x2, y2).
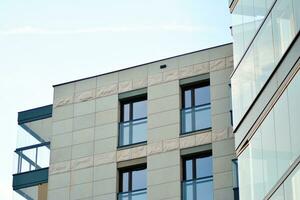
(238, 69, 300, 199)
(231, 0, 299, 127)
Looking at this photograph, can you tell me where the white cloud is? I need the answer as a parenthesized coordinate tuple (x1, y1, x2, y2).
(0, 24, 213, 35)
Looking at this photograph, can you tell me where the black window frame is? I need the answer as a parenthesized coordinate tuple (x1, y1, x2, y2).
(119, 164, 147, 194)
(120, 95, 147, 123)
(182, 151, 213, 181)
(118, 94, 148, 148)
(181, 81, 210, 109)
(180, 80, 212, 135)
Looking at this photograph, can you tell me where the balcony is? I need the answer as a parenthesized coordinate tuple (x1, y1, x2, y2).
(13, 105, 52, 200)
(119, 118, 147, 147)
(118, 189, 147, 200)
(181, 104, 211, 134)
(182, 176, 213, 200)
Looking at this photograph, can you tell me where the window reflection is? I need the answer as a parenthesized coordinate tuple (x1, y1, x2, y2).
(119, 96, 147, 146)
(182, 153, 213, 200)
(181, 82, 211, 134)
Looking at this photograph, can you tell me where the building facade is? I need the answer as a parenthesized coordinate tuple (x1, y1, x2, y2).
(229, 0, 300, 199)
(12, 43, 237, 200)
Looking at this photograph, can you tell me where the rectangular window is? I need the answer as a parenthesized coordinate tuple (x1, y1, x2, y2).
(119, 95, 147, 147)
(119, 165, 147, 200)
(182, 152, 213, 200)
(181, 82, 211, 134)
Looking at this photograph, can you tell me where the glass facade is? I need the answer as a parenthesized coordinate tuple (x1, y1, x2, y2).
(231, 0, 299, 127)
(231, 0, 275, 67)
(181, 83, 211, 134)
(119, 97, 147, 146)
(238, 69, 300, 199)
(182, 153, 213, 200)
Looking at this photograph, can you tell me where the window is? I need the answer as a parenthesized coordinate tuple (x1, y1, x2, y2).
(119, 165, 147, 200)
(182, 152, 213, 200)
(119, 95, 147, 147)
(181, 82, 211, 134)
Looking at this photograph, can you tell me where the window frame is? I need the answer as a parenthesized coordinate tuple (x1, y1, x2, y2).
(181, 81, 210, 109)
(120, 95, 147, 122)
(180, 80, 211, 135)
(119, 164, 147, 193)
(182, 151, 213, 181)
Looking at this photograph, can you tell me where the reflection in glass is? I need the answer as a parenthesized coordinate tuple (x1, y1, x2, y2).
(181, 104, 211, 134)
(132, 169, 147, 191)
(196, 156, 212, 179)
(272, 0, 296, 64)
(182, 177, 213, 200)
(119, 118, 147, 146)
(184, 90, 192, 108)
(195, 86, 210, 106)
(133, 100, 147, 120)
(274, 92, 292, 176)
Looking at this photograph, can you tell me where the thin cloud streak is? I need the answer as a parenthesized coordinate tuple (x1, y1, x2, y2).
(0, 24, 214, 35)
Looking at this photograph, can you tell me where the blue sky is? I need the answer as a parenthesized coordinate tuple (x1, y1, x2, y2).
(0, 1, 231, 199)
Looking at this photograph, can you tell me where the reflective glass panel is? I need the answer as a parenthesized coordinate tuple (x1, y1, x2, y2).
(122, 172, 129, 192)
(239, 148, 252, 200)
(195, 86, 210, 106)
(250, 129, 264, 199)
(272, 0, 296, 64)
(195, 178, 213, 200)
(184, 90, 192, 108)
(185, 159, 193, 180)
(287, 72, 300, 160)
(132, 169, 147, 191)
(123, 104, 130, 122)
(133, 100, 147, 120)
(293, 0, 300, 31)
(243, 0, 256, 47)
(261, 111, 278, 193)
(196, 155, 212, 178)
(274, 92, 292, 176)
(254, 17, 275, 92)
(284, 165, 300, 200)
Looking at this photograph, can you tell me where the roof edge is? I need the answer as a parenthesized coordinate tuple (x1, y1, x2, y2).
(53, 42, 233, 87)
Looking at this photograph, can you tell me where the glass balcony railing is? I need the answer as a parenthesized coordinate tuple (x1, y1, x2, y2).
(181, 104, 211, 134)
(14, 142, 50, 174)
(119, 118, 147, 147)
(118, 189, 147, 200)
(182, 176, 213, 200)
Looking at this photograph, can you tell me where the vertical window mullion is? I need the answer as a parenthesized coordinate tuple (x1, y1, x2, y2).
(193, 158, 197, 200)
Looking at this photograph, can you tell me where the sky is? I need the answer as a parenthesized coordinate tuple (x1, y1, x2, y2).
(0, 0, 232, 199)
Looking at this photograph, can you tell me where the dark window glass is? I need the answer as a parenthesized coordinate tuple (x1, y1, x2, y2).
(195, 86, 210, 106)
(120, 166, 147, 193)
(133, 100, 147, 120)
(184, 90, 192, 108)
(196, 155, 213, 178)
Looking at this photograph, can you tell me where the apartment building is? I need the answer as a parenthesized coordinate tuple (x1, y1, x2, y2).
(12, 43, 236, 200)
(229, 0, 300, 199)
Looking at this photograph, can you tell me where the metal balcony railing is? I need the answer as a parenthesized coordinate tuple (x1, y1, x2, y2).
(118, 188, 147, 200)
(15, 142, 50, 174)
(119, 118, 147, 147)
(182, 176, 213, 200)
(181, 104, 211, 134)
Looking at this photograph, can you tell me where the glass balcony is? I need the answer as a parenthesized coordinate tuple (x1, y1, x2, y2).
(15, 142, 50, 174)
(119, 118, 147, 147)
(118, 189, 147, 200)
(181, 104, 211, 134)
(182, 176, 213, 200)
